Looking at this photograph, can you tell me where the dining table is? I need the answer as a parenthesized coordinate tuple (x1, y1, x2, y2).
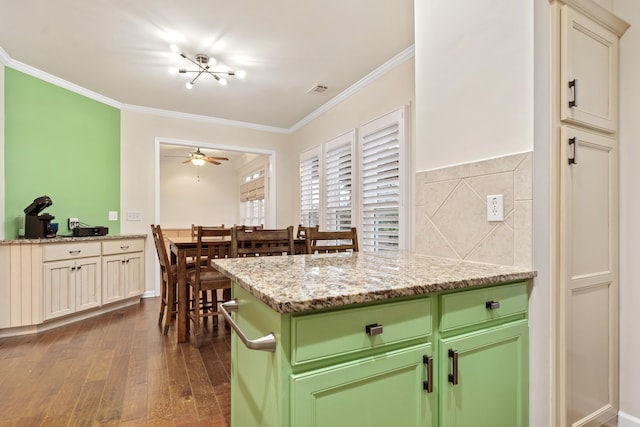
(167, 234, 307, 343)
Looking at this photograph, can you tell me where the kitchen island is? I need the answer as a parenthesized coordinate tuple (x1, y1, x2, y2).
(0, 234, 146, 336)
(213, 252, 536, 427)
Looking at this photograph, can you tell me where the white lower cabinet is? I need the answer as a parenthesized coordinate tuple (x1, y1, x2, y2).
(102, 239, 145, 304)
(0, 236, 146, 334)
(43, 257, 101, 320)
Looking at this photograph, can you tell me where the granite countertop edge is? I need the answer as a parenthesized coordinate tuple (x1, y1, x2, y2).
(213, 252, 537, 314)
(0, 234, 147, 245)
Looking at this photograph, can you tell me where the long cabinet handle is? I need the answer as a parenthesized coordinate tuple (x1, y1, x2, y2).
(569, 79, 578, 108)
(423, 355, 434, 393)
(568, 137, 577, 165)
(220, 300, 276, 352)
(448, 349, 459, 385)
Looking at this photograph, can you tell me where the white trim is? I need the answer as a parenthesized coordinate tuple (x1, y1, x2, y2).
(122, 103, 289, 134)
(2, 49, 121, 109)
(289, 45, 415, 133)
(619, 412, 640, 427)
(0, 47, 10, 65)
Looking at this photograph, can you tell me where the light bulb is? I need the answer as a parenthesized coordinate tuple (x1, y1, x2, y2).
(170, 43, 180, 53)
(168, 67, 178, 75)
(236, 70, 247, 78)
(186, 81, 194, 89)
(218, 77, 227, 86)
(191, 158, 206, 166)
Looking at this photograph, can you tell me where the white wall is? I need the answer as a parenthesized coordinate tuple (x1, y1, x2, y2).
(616, 0, 640, 423)
(159, 155, 239, 228)
(414, 0, 534, 172)
(120, 110, 296, 295)
(0, 65, 4, 240)
(293, 58, 415, 153)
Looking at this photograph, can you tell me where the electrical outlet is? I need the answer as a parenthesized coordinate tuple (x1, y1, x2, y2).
(487, 194, 504, 222)
(68, 217, 79, 229)
(108, 211, 118, 221)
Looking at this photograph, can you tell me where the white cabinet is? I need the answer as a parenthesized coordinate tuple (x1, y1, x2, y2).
(43, 257, 100, 320)
(0, 236, 145, 336)
(553, 2, 628, 426)
(102, 239, 145, 304)
(42, 241, 101, 320)
(560, 4, 620, 133)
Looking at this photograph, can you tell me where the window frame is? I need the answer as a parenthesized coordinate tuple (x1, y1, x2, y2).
(299, 106, 409, 251)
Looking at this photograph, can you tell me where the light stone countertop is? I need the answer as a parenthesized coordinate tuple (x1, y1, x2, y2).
(212, 252, 537, 314)
(0, 234, 147, 245)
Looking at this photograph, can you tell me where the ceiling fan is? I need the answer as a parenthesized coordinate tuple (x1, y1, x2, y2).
(183, 148, 229, 166)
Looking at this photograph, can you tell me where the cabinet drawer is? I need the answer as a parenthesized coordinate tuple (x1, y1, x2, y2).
(291, 297, 432, 366)
(440, 282, 528, 333)
(102, 239, 144, 255)
(43, 242, 101, 262)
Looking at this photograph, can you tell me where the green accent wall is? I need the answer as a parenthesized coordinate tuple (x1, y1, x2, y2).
(4, 68, 120, 239)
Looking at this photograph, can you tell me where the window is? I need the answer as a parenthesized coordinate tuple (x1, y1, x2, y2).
(300, 148, 321, 227)
(324, 131, 355, 231)
(299, 107, 407, 251)
(359, 109, 405, 252)
(240, 169, 265, 226)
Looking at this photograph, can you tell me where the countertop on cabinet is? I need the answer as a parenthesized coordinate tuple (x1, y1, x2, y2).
(0, 234, 147, 245)
(212, 252, 536, 314)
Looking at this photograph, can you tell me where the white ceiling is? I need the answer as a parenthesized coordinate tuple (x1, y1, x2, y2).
(0, 0, 415, 130)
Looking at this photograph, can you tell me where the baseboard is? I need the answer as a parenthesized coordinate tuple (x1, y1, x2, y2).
(619, 411, 640, 427)
(142, 290, 158, 298)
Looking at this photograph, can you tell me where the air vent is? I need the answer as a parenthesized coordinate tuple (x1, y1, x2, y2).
(307, 84, 329, 94)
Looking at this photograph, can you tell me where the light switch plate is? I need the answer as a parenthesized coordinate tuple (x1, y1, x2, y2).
(126, 212, 142, 221)
(108, 211, 118, 221)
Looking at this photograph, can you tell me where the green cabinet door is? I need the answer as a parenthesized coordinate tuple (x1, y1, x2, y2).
(439, 320, 528, 427)
(291, 343, 436, 427)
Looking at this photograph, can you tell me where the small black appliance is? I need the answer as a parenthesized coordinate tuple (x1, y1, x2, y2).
(24, 195, 56, 239)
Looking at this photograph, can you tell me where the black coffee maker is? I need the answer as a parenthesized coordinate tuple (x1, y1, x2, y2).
(24, 195, 55, 239)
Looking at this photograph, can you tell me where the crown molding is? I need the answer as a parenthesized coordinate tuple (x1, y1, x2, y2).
(559, 0, 629, 36)
(2, 49, 122, 109)
(288, 44, 415, 133)
(0, 47, 10, 65)
(121, 104, 289, 134)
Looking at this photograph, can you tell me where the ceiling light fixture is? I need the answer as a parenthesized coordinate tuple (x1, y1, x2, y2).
(169, 43, 246, 89)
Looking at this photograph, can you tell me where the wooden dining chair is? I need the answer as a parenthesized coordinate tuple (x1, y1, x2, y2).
(305, 226, 359, 254)
(231, 225, 295, 257)
(192, 223, 225, 238)
(186, 226, 232, 347)
(151, 224, 181, 334)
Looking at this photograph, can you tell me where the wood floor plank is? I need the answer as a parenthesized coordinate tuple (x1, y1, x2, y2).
(0, 297, 233, 426)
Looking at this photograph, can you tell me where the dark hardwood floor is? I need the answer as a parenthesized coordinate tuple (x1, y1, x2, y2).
(0, 297, 232, 427)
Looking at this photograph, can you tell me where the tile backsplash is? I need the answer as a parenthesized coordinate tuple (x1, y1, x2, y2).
(414, 152, 532, 268)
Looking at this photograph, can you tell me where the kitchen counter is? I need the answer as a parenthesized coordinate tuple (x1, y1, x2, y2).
(212, 251, 536, 314)
(0, 234, 147, 245)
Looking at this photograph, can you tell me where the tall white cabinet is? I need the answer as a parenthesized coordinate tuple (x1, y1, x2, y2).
(552, 1, 629, 426)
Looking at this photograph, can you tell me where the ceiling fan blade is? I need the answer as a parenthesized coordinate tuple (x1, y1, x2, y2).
(182, 159, 192, 163)
(207, 156, 229, 161)
(204, 158, 221, 165)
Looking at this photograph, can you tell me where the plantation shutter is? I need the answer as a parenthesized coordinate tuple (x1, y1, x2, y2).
(300, 149, 321, 227)
(359, 109, 404, 252)
(325, 131, 355, 231)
